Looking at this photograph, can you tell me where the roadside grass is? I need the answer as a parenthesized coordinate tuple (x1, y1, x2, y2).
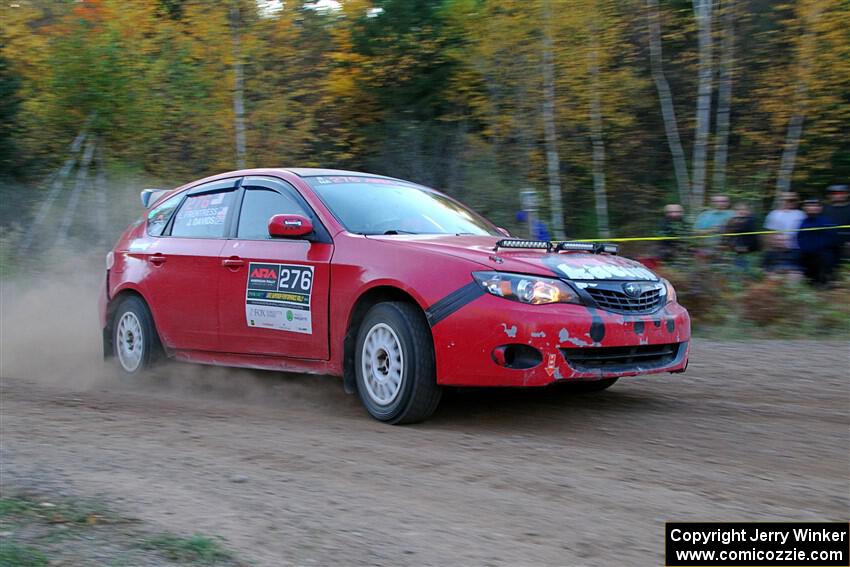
(140, 534, 234, 564)
(0, 542, 49, 567)
(663, 262, 850, 340)
(0, 494, 240, 566)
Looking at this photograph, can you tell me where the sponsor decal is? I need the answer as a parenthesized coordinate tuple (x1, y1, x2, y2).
(545, 353, 557, 376)
(312, 176, 399, 185)
(245, 262, 314, 334)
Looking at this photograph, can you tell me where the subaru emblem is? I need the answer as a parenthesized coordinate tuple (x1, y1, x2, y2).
(623, 283, 642, 297)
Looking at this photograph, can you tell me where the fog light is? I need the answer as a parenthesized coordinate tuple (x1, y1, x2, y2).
(491, 344, 543, 369)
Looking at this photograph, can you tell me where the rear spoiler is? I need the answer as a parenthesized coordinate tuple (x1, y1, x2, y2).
(494, 239, 618, 255)
(140, 188, 169, 208)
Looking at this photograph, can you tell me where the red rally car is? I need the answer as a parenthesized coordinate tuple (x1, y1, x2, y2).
(99, 168, 690, 423)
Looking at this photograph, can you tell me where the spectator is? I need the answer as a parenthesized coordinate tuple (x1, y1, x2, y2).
(725, 203, 759, 274)
(823, 184, 850, 263)
(693, 195, 734, 262)
(694, 195, 734, 234)
(515, 210, 551, 241)
(765, 192, 805, 249)
(726, 203, 759, 252)
(763, 192, 804, 273)
(658, 204, 688, 263)
(798, 199, 838, 287)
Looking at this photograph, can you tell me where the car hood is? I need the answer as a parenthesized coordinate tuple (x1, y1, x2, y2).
(367, 234, 659, 281)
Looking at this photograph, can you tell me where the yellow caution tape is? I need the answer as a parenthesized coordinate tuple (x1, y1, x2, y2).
(553, 224, 850, 243)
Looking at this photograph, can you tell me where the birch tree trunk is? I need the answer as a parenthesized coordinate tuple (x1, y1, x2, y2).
(712, 0, 734, 195)
(690, 0, 714, 214)
(775, 95, 806, 201)
(646, 0, 690, 209)
(542, 0, 565, 240)
(230, 3, 247, 170)
(774, 3, 822, 206)
(588, 37, 610, 239)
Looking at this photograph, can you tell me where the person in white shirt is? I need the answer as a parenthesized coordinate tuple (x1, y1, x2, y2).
(765, 192, 805, 249)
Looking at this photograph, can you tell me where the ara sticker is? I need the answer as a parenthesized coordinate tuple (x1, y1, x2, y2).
(245, 263, 314, 334)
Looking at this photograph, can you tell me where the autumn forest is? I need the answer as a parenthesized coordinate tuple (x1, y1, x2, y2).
(2, 0, 848, 237)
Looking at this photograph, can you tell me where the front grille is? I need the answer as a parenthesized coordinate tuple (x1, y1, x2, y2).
(585, 286, 662, 314)
(561, 343, 681, 372)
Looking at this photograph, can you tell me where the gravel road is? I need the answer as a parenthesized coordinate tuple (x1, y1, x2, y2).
(1, 340, 848, 566)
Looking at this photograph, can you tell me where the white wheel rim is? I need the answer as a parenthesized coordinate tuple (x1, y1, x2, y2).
(116, 311, 144, 372)
(361, 323, 404, 406)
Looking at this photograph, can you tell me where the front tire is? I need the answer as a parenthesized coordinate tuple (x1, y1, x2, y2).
(112, 295, 160, 375)
(354, 302, 441, 424)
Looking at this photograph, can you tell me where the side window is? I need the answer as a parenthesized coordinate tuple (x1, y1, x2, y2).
(237, 187, 309, 240)
(146, 194, 181, 236)
(171, 190, 235, 238)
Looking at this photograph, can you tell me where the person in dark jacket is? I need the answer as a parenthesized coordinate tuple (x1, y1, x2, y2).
(798, 199, 838, 287)
(658, 204, 688, 263)
(724, 203, 759, 274)
(824, 184, 850, 263)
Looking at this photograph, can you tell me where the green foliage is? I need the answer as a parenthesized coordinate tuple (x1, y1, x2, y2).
(1, 0, 848, 233)
(0, 39, 21, 170)
(660, 261, 850, 338)
(0, 542, 49, 567)
(140, 534, 233, 564)
(0, 494, 238, 566)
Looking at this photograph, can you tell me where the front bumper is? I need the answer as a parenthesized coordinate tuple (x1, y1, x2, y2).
(431, 293, 690, 387)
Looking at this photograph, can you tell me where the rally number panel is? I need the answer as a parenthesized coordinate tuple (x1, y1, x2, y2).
(245, 262, 314, 334)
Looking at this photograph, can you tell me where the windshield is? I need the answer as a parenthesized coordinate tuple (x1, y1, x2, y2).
(306, 176, 499, 236)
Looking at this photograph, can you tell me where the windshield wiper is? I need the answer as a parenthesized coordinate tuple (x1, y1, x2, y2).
(382, 229, 419, 235)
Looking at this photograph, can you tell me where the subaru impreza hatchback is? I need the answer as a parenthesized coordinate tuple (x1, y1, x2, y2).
(99, 168, 690, 423)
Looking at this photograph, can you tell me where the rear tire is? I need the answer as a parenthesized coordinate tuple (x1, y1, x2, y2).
(112, 295, 161, 375)
(354, 302, 441, 424)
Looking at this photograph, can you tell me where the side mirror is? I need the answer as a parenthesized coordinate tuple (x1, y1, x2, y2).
(497, 227, 511, 237)
(269, 214, 313, 239)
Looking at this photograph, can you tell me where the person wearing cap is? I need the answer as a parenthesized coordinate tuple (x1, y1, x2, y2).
(797, 198, 838, 287)
(823, 184, 850, 263)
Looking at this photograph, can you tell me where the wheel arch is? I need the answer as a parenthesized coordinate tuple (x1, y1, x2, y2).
(342, 285, 431, 394)
(103, 287, 159, 359)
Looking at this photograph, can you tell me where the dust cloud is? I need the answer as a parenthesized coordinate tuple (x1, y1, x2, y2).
(1, 252, 108, 389)
(0, 248, 344, 409)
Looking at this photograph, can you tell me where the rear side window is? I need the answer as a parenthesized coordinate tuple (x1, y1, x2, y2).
(146, 194, 181, 236)
(237, 188, 309, 240)
(171, 191, 235, 238)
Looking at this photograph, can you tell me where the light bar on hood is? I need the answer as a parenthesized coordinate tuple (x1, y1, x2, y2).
(494, 239, 553, 251)
(555, 241, 619, 255)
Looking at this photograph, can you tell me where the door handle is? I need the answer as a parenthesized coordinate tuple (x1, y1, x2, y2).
(222, 257, 245, 268)
(149, 254, 166, 266)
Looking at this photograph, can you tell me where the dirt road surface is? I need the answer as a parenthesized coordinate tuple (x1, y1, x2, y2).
(1, 341, 848, 566)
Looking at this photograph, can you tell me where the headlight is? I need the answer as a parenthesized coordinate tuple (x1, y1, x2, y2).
(472, 271, 580, 305)
(661, 278, 677, 304)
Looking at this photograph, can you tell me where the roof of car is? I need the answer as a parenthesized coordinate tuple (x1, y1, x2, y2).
(284, 167, 394, 179)
(162, 168, 415, 202)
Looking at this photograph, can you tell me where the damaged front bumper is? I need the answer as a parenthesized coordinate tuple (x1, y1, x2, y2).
(431, 293, 691, 387)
